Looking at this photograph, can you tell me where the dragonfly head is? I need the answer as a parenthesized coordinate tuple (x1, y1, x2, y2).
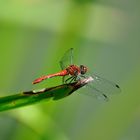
(80, 65, 88, 75)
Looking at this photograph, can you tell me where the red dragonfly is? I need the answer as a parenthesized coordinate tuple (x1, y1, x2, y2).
(32, 48, 121, 100)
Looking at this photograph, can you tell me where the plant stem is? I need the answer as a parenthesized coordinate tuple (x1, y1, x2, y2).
(0, 77, 93, 112)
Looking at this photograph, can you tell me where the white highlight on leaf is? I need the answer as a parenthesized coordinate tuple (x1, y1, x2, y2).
(33, 88, 46, 93)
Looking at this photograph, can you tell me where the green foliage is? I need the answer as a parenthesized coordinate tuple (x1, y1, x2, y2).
(0, 0, 139, 140)
(0, 82, 85, 112)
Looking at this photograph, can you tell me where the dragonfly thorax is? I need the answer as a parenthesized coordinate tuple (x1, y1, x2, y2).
(67, 65, 88, 76)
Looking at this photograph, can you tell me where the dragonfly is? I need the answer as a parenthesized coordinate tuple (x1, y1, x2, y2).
(32, 48, 121, 100)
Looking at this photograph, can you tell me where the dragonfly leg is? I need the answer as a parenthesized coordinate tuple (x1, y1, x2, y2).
(65, 76, 76, 84)
(64, 69, 78, 84)
(69, 76, 77, 83)
(65, 76, 73, 84)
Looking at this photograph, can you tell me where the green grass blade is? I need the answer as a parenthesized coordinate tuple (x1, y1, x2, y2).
(0, 77, 92, 112)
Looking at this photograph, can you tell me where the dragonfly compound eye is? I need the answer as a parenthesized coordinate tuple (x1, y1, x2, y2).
(80, 65, 88, 74)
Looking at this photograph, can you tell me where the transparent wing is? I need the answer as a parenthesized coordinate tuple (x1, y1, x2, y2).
(81, 84, 109, 101)
(79, 74, 121, 101)
(92, 74, 121, 94)
(59, 48, 74, 70)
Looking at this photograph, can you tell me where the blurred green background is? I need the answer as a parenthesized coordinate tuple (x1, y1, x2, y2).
(0, 0, 140, 140)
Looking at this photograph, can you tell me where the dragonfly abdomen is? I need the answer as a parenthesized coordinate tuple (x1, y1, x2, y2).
(32, 69, 68, 84)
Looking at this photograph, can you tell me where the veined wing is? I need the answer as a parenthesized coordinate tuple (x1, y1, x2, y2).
(92, 74, 121, 94)
(80, 74, 121, 101)
(59, 48, 74, 70)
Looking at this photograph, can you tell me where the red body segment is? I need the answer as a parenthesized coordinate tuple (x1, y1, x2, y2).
(32, 69, 68, 84)
(32, 65, 82, 84)
(66, 65, 81, 75)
